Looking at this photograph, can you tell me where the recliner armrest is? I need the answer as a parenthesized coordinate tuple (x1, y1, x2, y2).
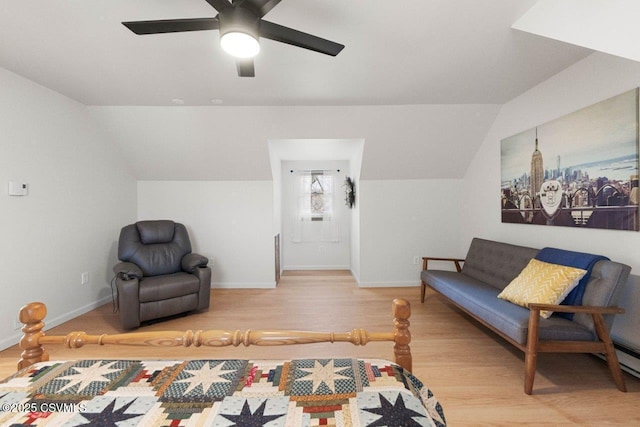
(182, 253, 209, 273)
(115, 276, 141, 329)
(113, 262, 143, 280)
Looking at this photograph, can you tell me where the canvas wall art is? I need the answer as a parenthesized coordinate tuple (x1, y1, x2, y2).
(501, 88, 639, 231)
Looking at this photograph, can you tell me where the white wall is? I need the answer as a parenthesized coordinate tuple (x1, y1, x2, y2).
(281, 160, 351, 270)
(462, 52, 640, 361)
(137, 177, 460, 289)
(0, 67, 137, 349)
(462, 52, 640, 269)
(359, 179, 464, 287)
(137, 181, 275, 288)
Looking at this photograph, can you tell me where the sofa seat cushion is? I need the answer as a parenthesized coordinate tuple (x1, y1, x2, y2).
(139, 272, 200, 303)
(422, 270, 595, 345)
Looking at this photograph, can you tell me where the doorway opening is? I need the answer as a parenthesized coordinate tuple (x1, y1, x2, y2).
(268, 139, 364, 283)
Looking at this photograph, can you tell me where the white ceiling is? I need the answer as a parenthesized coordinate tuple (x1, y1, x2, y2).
(0, 0, 592, 106)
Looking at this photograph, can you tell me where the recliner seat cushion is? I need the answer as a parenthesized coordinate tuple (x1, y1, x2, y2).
(138, 272, 200, 303)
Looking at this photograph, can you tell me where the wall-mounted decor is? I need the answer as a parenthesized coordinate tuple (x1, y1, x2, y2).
(501, 88, 639, 231)
(344, 177, 356, 209)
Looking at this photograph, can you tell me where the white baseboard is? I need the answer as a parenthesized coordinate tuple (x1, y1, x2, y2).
(350, 269, 361, 284)
(617, 350, 640, 379)
(357, 280, 420, 288)
(594, 347, 640, 380)
(212, 282, 276, 289)
(2, 332, 25, 352)
(0, 295, 112, 352)
(282, 265, 351, 271)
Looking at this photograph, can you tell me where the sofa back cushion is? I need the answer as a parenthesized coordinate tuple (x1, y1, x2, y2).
(574, 259, 631, 331)
(462, 238, 539, 290)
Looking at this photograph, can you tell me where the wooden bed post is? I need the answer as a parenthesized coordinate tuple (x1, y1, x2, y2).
(392, 298, 412, 372)
(18, 302, 49, 370)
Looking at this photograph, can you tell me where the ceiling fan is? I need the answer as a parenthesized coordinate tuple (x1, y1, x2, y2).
(122, 0, 345, 77)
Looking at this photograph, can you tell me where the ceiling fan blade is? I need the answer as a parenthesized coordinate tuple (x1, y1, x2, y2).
(205, 0, 233, 12)
(236, 58, 255, 77)
(123, 18, 220, 35)
(239, 0, 282, 17)
(259, 20, 344, 56)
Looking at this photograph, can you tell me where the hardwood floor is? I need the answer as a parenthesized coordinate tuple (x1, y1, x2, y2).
(1, 270, 638, 425)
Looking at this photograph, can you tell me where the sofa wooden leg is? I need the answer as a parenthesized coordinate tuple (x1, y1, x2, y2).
(524, 350, 537, 395)
(605, 348, 627, 392)
(593, 313, 627, 392)
(524, 308, 541, 395)
(420, 281, 426, 303)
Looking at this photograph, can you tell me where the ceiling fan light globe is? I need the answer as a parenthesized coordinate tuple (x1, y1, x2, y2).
(220, 32, 260, 58)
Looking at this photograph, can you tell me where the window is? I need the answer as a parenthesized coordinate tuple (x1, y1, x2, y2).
(309, 171, 333, 220)
(291, 170, 340, 243)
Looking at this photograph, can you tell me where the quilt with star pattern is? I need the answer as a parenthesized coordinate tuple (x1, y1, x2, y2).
(0, 358, 445, 426)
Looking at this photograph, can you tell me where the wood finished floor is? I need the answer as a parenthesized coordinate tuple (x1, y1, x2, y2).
(1, 270, 638, 425)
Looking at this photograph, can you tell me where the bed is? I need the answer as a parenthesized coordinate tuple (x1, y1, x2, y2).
(1, 298, 446, 426)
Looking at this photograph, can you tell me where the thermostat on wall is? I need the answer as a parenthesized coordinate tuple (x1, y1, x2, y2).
(8, 181, 28, 196)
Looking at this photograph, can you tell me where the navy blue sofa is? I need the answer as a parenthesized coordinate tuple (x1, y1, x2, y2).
(420, 237, 631, 394)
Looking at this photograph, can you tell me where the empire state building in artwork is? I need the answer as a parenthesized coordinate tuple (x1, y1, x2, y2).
(530, 128, 544, 205)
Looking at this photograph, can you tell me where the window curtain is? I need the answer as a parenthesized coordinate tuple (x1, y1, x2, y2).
(291, 171, 341, 243)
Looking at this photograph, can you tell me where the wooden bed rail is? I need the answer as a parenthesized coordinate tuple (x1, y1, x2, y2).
(18, 298, 412, 372)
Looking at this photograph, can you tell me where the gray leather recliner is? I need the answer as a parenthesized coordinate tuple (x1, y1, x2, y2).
(113, 220, 211, 329)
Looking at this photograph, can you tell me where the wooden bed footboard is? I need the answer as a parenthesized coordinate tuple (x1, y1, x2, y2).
(18, 298, 412, 372)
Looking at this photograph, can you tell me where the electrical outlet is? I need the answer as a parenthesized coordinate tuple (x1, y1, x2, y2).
(81, 272, 89, 285)
(413, 256, 420, 265)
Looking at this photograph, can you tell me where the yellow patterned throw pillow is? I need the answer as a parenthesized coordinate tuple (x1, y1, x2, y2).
(497, 258, 587, 318)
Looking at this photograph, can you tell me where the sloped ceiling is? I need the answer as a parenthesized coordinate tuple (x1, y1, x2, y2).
(513, 0, 640, 62)
(87, 104, 502, 180)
